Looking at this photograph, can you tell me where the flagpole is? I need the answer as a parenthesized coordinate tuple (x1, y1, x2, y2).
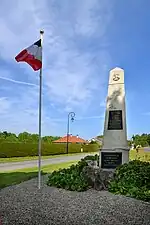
(38, 30, 44, 190)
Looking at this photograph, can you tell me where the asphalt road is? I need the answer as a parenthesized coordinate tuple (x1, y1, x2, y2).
(0, 153, 91, 172)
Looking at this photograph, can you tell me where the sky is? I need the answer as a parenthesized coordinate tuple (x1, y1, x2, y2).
(0, 0, 150, 140)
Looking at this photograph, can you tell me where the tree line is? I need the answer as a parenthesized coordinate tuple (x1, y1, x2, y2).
(0, 131, 61, 143)
(98, 134, 150, 147)
(131, 134, 150, 147)
(0, 131, 150, 147)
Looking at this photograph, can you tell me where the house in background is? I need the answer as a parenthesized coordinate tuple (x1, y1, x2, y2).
(88, 136, 103, 145)
(53, 134, 87, 144)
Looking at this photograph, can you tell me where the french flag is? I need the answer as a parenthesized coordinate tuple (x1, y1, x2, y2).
(15, 39, 42, 71)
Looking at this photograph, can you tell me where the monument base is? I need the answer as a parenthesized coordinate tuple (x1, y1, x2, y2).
(99, 147, 130, 170)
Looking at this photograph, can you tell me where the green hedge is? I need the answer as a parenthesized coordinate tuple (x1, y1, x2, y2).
(0, 143, 99, 158)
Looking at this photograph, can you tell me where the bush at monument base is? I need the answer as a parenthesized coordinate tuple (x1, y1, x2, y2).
(47, 155, 150, 202)
(0, 143, 98, 158)
(47, 159, 89, 192)
(47, 154, 113, 192)
(108, 160, 150, 202)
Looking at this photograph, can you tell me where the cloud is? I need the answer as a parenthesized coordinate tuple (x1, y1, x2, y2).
(48, 115, 104, 122)
(76, 115, 104, 120)
(0, 0, 114, 136)
(100, 101, 106, 107)
(0, 97, 12, 115)
(32, 0, 113, 110)
(0, 85, 58, 134)
(0, 76, 38, 87)
(74, 0, 113, 37)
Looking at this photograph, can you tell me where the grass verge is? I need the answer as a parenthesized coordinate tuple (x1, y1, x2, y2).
(1, 150, 149, 190)
(0, 160, 78, 189)
(129, 149, 150, 162)
(0, 152, 97, 163)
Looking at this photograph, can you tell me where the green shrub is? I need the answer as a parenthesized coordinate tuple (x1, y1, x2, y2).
(47, 159, 89, 191)
(0, 142, 98, 158)
(108, 160, 150, 202)
(83, 154, 99, 166)
(47, 156, 150, 201)
(83, 154, 98, 161)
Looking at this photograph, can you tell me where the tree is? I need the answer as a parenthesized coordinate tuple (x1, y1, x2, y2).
(97, 135, 103, 139)
(89, 140, 96, 144)
(18, 132, 32, 142)
(127, 140, 132, 147)
(0, 132, 5, 143)
(132, 134, 148, 147)
(3, 131, 8, 138)
(42, 136, 61, 143)
(30, 134, 39, 143)
(147, 134, 150, 146)
(5, 134, 18, 142)
(0, 132, 18, 142)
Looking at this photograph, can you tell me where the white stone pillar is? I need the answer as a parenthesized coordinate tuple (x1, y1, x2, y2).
(99, 67, 130, 169)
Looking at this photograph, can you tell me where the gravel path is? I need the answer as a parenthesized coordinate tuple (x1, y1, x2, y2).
(0, 153, 91, 171)
(0, 176, 150, 225)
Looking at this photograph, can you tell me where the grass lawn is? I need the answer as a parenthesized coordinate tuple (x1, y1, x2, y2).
(0, 160, 78, 189)
(129, 149, 150, 162)
(0, 152, 97, 163)
(0, 149, 149, 190)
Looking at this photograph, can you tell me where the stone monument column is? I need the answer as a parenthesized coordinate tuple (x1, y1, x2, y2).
(99, 67, 130, 169)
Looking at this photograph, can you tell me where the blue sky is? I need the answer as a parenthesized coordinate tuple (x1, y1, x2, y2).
(0, 0, 150, 139)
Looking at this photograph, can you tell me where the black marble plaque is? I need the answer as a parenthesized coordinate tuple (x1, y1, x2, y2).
(101, 152, 122, 169)
(108, 110, 123, 130)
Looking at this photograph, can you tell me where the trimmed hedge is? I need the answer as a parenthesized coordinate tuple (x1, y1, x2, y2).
(0, 143, 99, 158)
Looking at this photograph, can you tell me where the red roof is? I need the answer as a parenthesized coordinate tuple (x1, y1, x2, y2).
(53, 135, 87, 143)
